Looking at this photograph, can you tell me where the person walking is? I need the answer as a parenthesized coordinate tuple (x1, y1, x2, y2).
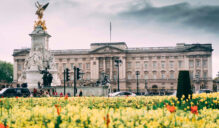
(79, 90, 83, 97)
(33, 88, 37, 97)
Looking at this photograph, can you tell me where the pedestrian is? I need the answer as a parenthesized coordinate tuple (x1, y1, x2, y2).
(60, 92, 63, 97)
(33, 88, 37, 97)
(46, 91, 50, 97)
(79, 89, 83, 97)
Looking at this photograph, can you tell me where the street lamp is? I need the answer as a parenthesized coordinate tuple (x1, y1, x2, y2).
(136, 71, 140, 95)
(145, 79, 148, 95)
(115, 59, 122, 91)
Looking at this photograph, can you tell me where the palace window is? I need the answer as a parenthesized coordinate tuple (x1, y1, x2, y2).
(127, 72, 132, 80)
(136, 62, 140, 69)
(169, 61, 174, 68)
(106, 62, 110, 69)
(161, 61, 165, 69)
(196, 60, 200, 67)
(78, 63, 82, 69)
(178, 61, 182, 68)
(18, 64, 22, 71)
(196, 70, 200, 77)
(153, 61, 157, 69)
(153, 72, 157, 79)
(170, 71, 174, 79)
(127, 62, 132, 69)
(86, 63, 90, 69)
(71, 63, 74, 70)
(63, 63, 66, 70)
(144, 72, 148, 79)
(203, 71, 207, 79)
(203, 60, 207, 68)
(161, 72, 165, 79)
(99, 61, 103, 68)
(189, 60, 194, 68)
(144, 61, 148, 69)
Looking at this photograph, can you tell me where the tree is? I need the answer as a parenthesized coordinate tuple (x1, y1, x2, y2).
(177, 70, 193, 100)
(0, 60, 13, 83)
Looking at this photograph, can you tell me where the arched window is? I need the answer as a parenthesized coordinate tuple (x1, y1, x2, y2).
(161, 71, 166, 79)
(144, 71, 148, 79)
(170, 71, 175, 79)
(152, 85, 158, 89)
(152, 85, 158, 93)
(127, 72, 132, 80)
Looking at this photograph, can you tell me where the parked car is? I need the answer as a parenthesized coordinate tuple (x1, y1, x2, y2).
(108, 91, 136, 97)
(196, 89, 212, 94)
(0, 88, 30, 97)
(171, 90, 177, 96)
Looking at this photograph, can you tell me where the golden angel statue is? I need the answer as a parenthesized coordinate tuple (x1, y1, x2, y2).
(35, 1, 49, 19)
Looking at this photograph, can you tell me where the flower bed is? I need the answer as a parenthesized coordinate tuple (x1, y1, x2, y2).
(0, 93, 218, 128)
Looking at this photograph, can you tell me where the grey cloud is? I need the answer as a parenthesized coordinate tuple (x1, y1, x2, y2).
(119, 2, 219, 33)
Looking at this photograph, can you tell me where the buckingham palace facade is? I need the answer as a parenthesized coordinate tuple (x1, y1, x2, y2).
(13, 42, 213, 93)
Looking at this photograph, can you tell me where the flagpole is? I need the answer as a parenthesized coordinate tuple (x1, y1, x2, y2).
(110, 22, 111, 42)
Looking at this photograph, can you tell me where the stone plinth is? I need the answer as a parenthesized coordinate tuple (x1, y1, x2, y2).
(18, 25, 61, 88)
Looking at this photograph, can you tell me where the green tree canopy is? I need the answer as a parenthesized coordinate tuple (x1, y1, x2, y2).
(0, 60, 13, 83)
(177, 70, 193, 100)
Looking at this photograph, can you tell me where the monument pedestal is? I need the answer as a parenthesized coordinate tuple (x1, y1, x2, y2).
(18, 25, 61, 89)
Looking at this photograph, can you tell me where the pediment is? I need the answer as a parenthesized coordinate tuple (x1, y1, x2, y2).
(89, 46, 124, 54)
(185, 45, 213, 52)
(13, 49, 30, 56)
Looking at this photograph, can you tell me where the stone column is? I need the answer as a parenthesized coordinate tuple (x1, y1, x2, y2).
(184, 56, 189, 70)
(110, 57, 113, 80)
(207, 55, 212, 78)
(103, 57, 106, 72)
(207, 54, 212, 90)
(13, 59, 18, 82)
(96, 57, 99, 80)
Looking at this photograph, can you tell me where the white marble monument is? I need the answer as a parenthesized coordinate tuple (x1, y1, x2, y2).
(18, 2, 61, 88)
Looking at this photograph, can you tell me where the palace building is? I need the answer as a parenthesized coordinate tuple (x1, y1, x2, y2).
(13, 42, 213, 93)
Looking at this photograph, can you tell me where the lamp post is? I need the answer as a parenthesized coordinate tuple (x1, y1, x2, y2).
(115, 59, 122, 92)
(145, 79, 148, 95)
(136, 71, 140, 95)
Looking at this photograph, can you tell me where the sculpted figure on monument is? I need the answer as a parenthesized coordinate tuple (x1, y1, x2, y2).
(35, 1, 49, 19)
(40, 67, 53, 87)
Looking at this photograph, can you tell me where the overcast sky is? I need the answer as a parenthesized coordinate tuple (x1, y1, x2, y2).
(0, 0, 219, 77)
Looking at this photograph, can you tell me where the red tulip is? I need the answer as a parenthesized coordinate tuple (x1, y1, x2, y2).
(191, 106, 198, 115)
(0, 123, 8, 128)
(54, 104, 61, 115)
(103, 113, 110, 128)
(64, 95, 68, 100)
(166, 105, 176, 113)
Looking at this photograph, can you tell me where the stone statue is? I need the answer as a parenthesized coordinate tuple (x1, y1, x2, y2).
(40, 67, 53, 87)
(47, 73, 53, 86)
(35, 1, 49, 19)
(34, 1, 49, 30)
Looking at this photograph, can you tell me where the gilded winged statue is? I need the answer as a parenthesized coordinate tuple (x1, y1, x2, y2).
(35, 1, 49, 19)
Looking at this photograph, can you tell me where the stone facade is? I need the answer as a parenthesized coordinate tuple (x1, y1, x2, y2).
(13, 42, 213, 93)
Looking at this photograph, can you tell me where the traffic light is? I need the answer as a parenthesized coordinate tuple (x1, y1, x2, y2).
(76, 68, 81, 80)
(66, 68, 70, 81)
